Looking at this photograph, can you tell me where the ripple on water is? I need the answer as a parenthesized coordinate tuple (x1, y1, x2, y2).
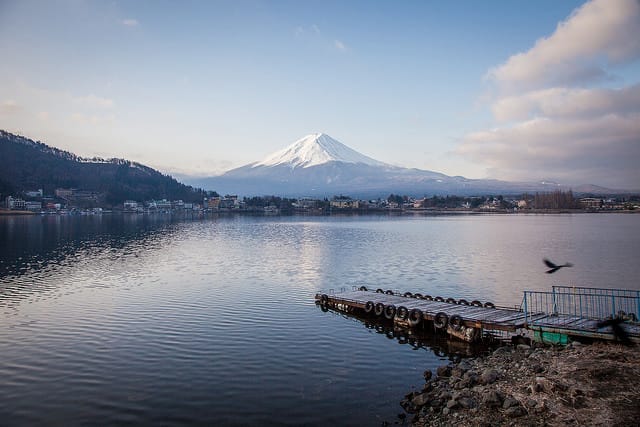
(1, 214, 639, 425)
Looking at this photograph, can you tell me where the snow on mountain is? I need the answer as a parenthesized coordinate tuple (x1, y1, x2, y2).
(252, 133, 388, 169)
(179, 132, 619, 197)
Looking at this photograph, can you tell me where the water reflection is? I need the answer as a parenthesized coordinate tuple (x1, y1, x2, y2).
(316, 303, 493, 362)
(1, 213, 639, 426)
(0, 215, 184, 304)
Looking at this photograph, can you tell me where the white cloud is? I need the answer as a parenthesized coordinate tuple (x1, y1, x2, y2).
(458, 113, 640, 187)
(121, 18, 139, 27)
(334, 39, 347, 52)
(487, 0, 640, 92)
(457, 0, 640, 189)
(492, 84, 640, 122)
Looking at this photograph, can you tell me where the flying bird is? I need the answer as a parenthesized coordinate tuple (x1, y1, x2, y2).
(543, 258, 573, 274)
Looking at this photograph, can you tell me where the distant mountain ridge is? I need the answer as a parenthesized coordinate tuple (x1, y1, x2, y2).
(0, 130, 204, 205)
(185, 133, 621, 197)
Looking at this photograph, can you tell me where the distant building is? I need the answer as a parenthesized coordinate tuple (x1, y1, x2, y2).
(206, 197, 220, 209)
(24, 201, 42, 211)
(123, 200, 138, 211)
(330, 196, 358, 209)
(155, 199, 172, 210)
(580, 198, 602, 209)
(55, 188, 74, 198)
(24, 189, 43, 198)
(5, 196, 26, 210)
(294, 198, 319, 209)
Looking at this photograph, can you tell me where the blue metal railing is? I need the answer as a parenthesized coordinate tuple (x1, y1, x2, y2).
(552, 285, 640, 299)
(522, 287, 640, 326)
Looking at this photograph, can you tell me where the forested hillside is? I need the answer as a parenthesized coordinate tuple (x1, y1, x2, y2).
(0, 130, 205, 204)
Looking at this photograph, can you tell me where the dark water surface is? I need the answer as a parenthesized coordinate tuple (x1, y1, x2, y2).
(1, 213, 639, 425)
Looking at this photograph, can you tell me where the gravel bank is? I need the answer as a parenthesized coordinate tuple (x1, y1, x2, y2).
(400, 341, 640, 426)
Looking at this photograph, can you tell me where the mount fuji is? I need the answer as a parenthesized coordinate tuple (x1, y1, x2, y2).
(183, 133, 603, 197)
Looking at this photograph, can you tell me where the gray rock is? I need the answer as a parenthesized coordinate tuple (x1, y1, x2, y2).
(430, 399, 443, 408)
(451, 367, 466, 378)
(437, 365, 452, 377)
(502, 396, 520, 409)
(481, 369, 499, 385)
(481, 390, 503, 408)
(458, 397, 477, 409)
(442, 407, 450, 416)
(505, 405, 527, 418)
(472, 385, 485, 394)
(439, 391, 452, 401)
(452, 390, 471, 400)
(423, 369, 433, 381)
(494, 346, 512, 355)
(446, 399, 459, 409)
(411, 392, 431, 407)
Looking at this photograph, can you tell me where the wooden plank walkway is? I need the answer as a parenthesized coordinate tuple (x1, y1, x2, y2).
(316, 289, 640, 343)
(315, 289, 545, 332)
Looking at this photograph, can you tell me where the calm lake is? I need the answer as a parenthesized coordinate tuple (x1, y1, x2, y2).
(1, 213, 639, 425)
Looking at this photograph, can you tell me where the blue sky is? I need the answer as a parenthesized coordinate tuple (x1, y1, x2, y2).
(1, 0, 638, 189)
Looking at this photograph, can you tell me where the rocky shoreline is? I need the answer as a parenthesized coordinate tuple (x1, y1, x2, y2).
(399, 341, 640, 426)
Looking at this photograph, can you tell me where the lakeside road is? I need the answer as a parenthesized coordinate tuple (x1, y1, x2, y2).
(400, 341, 640, 426)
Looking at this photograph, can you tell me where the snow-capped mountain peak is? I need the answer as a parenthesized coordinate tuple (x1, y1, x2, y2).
(252, 133, 388, 169)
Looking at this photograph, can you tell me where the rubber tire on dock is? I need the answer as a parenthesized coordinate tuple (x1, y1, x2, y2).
(385, 289, 394, 295)
(365, 301, 375, 314)
(413, 293, 423, 299)
(359, 286, 368, 291)
(396, 306, 409, 320)
(320, 294, 329, 305)
(433, 312, 448, 329)
(458, 299, 469, 306)
(409, 309, 423, 326)
(375, 302, 385, 316)
(423, 295, 433, 301)
(445, 297, 457, 304)
(403, 292, 413, 298)
(471, 300, 483, 307)
(384, 305, 396, 320)
(434, 296, 444, 302)
(484, 301, 496, 309)
(449, 314, 463, 331)
(376, 288, 384, 293)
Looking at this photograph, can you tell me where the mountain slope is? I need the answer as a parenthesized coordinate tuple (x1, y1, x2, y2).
(184, 133, 622, 197)
(0, 130, 205, 204)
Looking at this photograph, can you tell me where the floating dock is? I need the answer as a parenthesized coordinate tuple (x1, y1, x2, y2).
(315, 286, 640, 344)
